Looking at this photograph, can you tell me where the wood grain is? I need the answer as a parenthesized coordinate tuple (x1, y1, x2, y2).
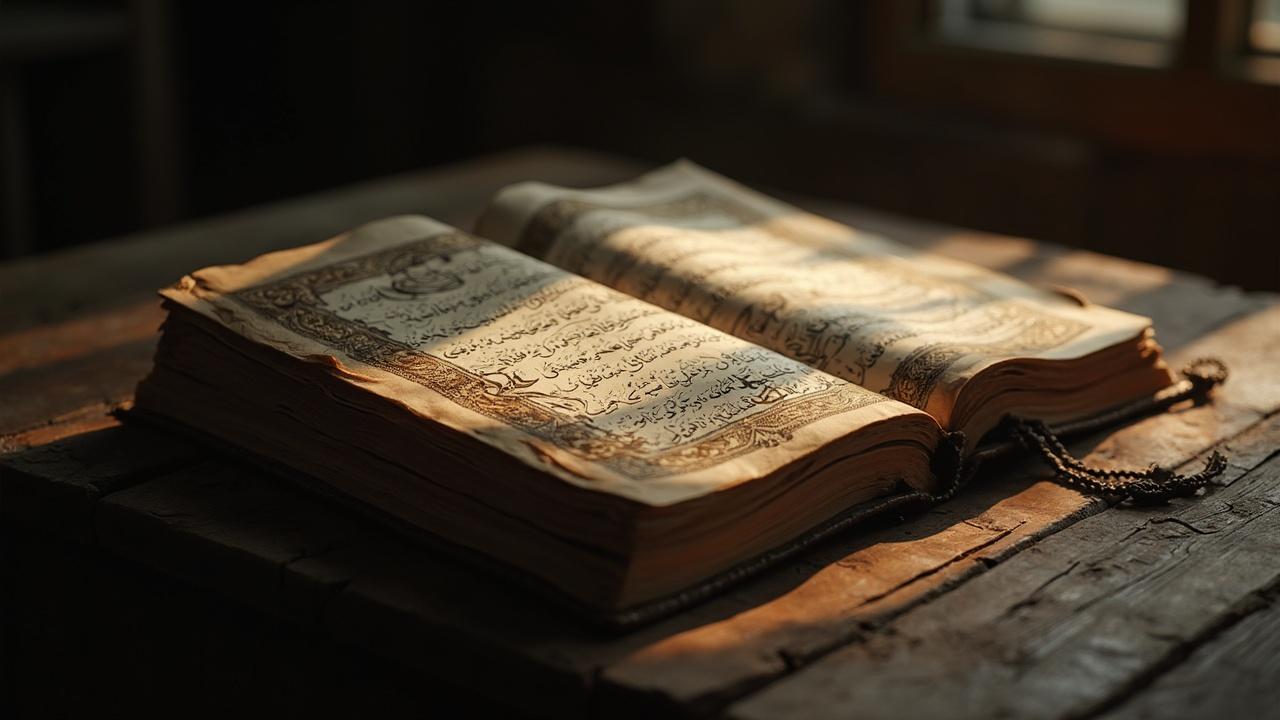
(0, 298, 162, 376)
(0, 402, 121, 454)
(0, 338, 154, 437)
(727, 415, 1280, 720)
(1098, 582, 1280, 719)
(1, 418, 201, 542)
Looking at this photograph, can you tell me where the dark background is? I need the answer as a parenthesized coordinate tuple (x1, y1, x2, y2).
(2, 0, 1277, 288)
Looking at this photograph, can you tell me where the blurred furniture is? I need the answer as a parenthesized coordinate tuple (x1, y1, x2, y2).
(0, 0, 177, 258)
(3, 147, 1279, 718)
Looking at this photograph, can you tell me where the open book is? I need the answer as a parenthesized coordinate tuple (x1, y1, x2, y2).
(134, 162, 1177, 623)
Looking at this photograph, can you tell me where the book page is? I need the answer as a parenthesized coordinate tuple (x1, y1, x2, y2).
(477, 162, 1159, 428)
(161, 215, 928, 506)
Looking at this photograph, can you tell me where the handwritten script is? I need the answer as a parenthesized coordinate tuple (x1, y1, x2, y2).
(319, 242, 851, 449)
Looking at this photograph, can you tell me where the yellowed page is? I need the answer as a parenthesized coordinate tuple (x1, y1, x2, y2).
(477, 162, 1163, 428)
(161, 215, 930, 507)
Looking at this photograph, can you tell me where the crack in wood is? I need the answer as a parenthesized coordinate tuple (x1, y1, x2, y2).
(276, 541, 361, 623)
(1149, 516, 1218, 535)
(1002, 561, 1081, 619)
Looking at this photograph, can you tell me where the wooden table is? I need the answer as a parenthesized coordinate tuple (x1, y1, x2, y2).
(3, 147, 1278, 719)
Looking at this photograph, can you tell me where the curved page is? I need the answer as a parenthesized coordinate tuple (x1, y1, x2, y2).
(477, 162, 1164, 428)
(161, 215, 932, 506)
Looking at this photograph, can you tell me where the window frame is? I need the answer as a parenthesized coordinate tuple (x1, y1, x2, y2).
(859, 0, 1280, 160)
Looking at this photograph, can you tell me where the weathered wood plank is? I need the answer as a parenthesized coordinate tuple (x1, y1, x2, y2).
(0, 300, 159, 444)
(1098, 582, 1280, 720)
(1, 418, 201, 542)
(593, 303, 1280, 717)
(0, 298, 162, 376)
(726, 416, 1280, 720)
(0, 338, 155, 437)
(0, 402, 120, 454)
(95, 461, 368, 614)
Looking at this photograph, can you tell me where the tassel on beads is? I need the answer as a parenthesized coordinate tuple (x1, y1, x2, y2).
(1011, 358, 1230, 505)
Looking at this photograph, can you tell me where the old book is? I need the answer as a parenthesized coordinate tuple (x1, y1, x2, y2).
(134, 163, 1186, 624)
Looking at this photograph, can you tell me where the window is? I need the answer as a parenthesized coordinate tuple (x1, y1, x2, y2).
(936, 0, 1186, 67)
(1249, 0, 1280, 54)
(971, 0, 1183, 40)
(861, 1, 1280, 159)
(930, 0, 1280, 80)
